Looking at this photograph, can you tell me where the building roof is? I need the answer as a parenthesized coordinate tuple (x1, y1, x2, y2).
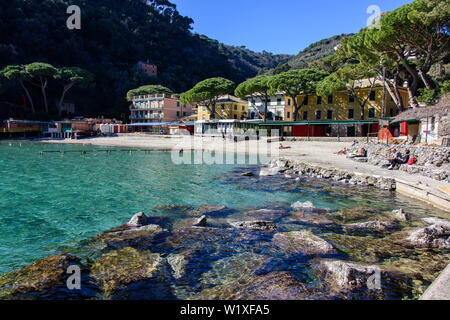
(216, 95, 247, 104)
(392, 96, 450, 123)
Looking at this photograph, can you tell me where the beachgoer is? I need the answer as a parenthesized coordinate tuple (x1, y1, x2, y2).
(388, 149, 410, 170)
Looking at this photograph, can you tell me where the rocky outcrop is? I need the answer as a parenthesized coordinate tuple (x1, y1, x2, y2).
(0, 253, 88, 300)
(266, 159, 396, 190)
(193, 215, 207, 227)
(406, 224, 450, 249)
(273, 231, 336, 256)
(90, 247, 173, 300)
(229, 220, 277, 231)
(127, 212, 149, 227)
(392, 209, 410, 221)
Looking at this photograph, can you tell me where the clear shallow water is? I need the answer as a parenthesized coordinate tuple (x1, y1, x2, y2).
(0, 141, 448, 299)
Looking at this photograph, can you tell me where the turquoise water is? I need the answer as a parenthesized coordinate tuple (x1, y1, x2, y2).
(0, 141, 446, 278)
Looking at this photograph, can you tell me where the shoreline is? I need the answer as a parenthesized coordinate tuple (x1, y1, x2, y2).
(39, 135, 450, 213)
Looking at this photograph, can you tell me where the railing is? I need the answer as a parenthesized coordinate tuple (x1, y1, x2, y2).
(132, 94, 180, 101)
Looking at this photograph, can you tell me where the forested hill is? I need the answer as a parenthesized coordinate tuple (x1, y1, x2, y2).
(0, 0, 291, 119)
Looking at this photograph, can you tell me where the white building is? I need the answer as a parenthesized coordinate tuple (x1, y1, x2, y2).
(247, 93, 286, 120)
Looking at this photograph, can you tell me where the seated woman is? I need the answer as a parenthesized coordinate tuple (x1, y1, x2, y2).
(279, 143, 291, 150)
(348, 148, 367, 158)
(388, 149, 410, 170)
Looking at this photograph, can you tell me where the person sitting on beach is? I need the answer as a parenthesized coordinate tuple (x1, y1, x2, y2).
(347, 148, 367, 158)
(388, 149, 410, 170)
(335, 147, 348, 155)
(279, 144, 291, 150)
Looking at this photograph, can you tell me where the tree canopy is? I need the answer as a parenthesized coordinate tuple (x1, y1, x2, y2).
(270, 69, 329, 121)
(126, 85, 173, 101)
(235, 76, 273, 121)
(181, 77, 235, 119)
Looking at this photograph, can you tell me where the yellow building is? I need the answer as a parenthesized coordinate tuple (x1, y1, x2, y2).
(284, 80, 410, 122)
(281, 80, 410, 137)
(197, 95, 248, 121)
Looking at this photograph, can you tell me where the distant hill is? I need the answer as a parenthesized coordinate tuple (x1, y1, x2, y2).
(288, 33, 353, 69)
(261, 34, 353, 75)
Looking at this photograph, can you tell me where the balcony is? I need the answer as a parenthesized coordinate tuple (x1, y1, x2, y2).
(130, 113, 164, 120)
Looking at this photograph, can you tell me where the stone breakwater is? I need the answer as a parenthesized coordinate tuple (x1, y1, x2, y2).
(354, 143, 450, 182)
(262, 158, 396, 191)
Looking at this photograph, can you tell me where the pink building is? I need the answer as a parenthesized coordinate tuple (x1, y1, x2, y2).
(137, 61, 157, 77)
(129, 93, 194, 124)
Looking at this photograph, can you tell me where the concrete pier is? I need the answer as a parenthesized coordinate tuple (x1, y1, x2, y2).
(421, 263, 450, 300)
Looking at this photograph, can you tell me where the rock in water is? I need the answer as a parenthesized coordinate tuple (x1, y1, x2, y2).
(229, 220, 277, 231)
(0, 253, 86, 299)
(193, 215, 207, 227)
(392, 209, 409, 221)
(127, 212, 149, 227)
(94, 224, 165, 250)
(244, 208, 288, 221)
(343, 220, 400, 234)
(259, 167, 282, 177)
(240, 171, 254, 177)
(273, 231, 336, 256)
(290, 201, 327, 214)
(319, 260, 382, 291)
(406, 224, 450, 249)
(90, 247, 172, 300)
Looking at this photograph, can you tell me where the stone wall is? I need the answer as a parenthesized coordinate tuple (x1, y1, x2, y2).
(354, 143, 450, 182)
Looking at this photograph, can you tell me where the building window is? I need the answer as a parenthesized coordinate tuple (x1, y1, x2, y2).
(287, 112, 291, 119)
(303, 111, 308, 121)
(267, 99, 271, 103)
(177, 102, 180, 107)
(277, 98, 282, 105)
(183, 112, 186, 116)
(176, 111, 180, 117)
(349, 95, 355, 103)
(317, 96, 322, 105)
(234, 105, 237, 110)
(304, 96, 309, 106)
(287, 99, 291, 106)
(242, 106, 245, 111)
(368, 108, 375, 118)
(370, 91, 376, 101)
(234, 114, 237, 119)
(316, 110, 322, 120)
(221, 104, 225, 110)
(203, 106, 206, 111)
(327, 110, 333, 120)
(202, 115, 206, 120)
(328, 95, 333, 104)
(348, 109, 354, 119)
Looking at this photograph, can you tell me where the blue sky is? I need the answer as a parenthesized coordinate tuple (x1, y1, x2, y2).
(171, 0, 413, 55)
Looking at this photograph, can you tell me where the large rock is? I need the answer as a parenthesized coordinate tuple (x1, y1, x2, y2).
(329, 206, 380, 224)
(406, 224, 450, 249)
(90, 247, 173, 300)
(319, 260, 383, 291)
(259, 167, 283, 177)
(127, 212, 149, 227)
(0, 253, 89, 300)
(229, 220, 277, 231)
(288, 211, 334, 226)
(195, 272, 313, 300)
(273, 231, 336, 256)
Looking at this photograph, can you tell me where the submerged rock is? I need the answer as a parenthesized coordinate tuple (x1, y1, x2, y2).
(318, 260, 383, 291)
(229, 220, 277, 231)
(406, 224, 450, 249)
(195, 272, 312, 300)
(240, 171, 255, 177)
(95, 224, 165, 250)
(288, 211, 334, 226)
(392, 209, 410, 221)
(244, 208, 288, 221)
(273, 231, 336, 256)
(189, 204, 227, 217)
(259, 167, 283, 177)
(329, 206, 380, 224)
(0, 253, 87, 300)
(343, 220, 401, 234)
(290, 201, 327, 214)
(90, 247, 172, 300)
